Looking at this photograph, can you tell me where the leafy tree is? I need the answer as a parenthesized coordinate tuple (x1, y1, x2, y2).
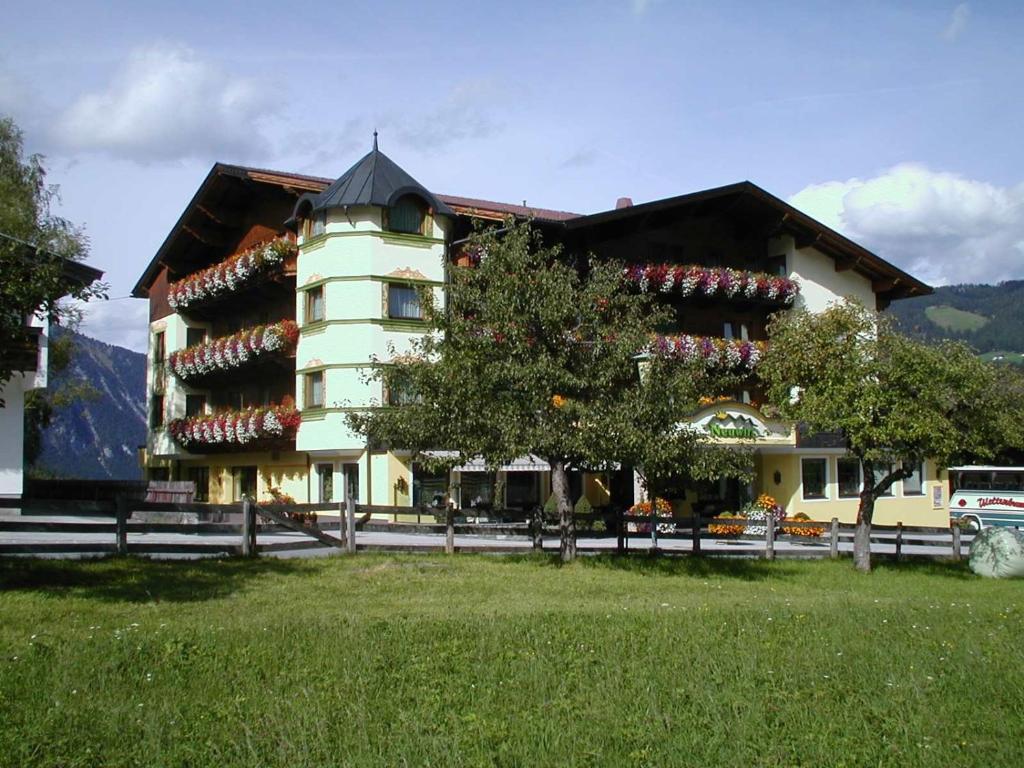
(0, 115, 105, 402)
(760, 300, 1023, 572)
(348, 218, 751, 561)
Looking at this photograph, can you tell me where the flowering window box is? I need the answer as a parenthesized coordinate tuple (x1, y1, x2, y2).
(168, 321, 299, 383)
(623, 264, 799, 305)
(167, 239, 297, 312)
(652, 334, 766, 372)
(168, 401, 300, 451)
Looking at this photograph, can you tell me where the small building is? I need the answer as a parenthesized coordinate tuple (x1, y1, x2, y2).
(0, 235, 104, 498)
(132, 144, 945, 526)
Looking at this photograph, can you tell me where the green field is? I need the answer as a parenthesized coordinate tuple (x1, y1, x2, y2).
(980, 350, 1024, 366)
(2, 554, 1022, 767)
(924, 305, 990, 333)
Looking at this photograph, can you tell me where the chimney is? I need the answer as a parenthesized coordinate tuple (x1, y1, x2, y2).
(616, 197, 633, 209)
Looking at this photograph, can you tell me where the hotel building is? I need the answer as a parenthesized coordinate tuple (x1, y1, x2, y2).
(133, 144, 947, 526)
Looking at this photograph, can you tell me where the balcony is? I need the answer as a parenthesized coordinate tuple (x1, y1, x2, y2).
(167, 400, 300, 453)
(168, 320, 298, 385)
(624, 264, 799, 307)
(167, 239, 297, 317)
(651, 334, 766, 372)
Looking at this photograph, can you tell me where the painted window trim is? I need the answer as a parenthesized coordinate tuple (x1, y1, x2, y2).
(901, 460, 926, 496)
(299, 274, 443, 291)
(298, 230, 444, 251)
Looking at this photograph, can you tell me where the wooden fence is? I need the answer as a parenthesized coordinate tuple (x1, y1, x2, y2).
(0, 496, 969, 561)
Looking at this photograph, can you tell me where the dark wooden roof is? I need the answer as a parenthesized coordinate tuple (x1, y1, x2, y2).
(565, 181, 931, 301)
(134, 166, 931, 304)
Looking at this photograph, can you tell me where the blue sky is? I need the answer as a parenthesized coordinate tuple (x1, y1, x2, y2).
(2, 1, 1022, 350)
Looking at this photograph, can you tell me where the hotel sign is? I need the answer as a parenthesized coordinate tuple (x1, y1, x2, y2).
(687, 403, 794, 446)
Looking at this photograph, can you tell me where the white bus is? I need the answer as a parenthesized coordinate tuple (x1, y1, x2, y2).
(949, 466, 1024, 531)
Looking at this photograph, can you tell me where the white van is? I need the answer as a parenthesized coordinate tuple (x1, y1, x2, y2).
(949, 466, 1024, 531)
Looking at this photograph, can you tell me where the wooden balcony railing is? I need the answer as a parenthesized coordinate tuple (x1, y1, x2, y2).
(168, 400, 300, 453)
(167, 239, 297, 312)
(624, 264, 799, 305)
(168, 320, 298, 383)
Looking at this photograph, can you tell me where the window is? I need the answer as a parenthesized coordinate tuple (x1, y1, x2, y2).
(387, 284, 422, 320)
(412, 463, 448, 507)
(801, 458, 827, 500)
(305, 371, 324, 408)
(232, 466, 257, 501)
(387, 195, 426, 234)
(186, 327, 207, 348)
(872, 464, 894, 496)
(723, 322, 734, 340)
(903, 462, 924, 496)
(837, 458, 862, 498)
(150, 395, 164, 428)
(187, 466, 210, 503)
(460, 472, 493, 509)
(185, 394, 207, 417)
(308, 212, 326, 239)
(386, 378, 419, 406)
(343, 462, 360, 502)
(305, 286, 325, 324)
(316, 463, 334, 503)
(153, 331, 165, 361)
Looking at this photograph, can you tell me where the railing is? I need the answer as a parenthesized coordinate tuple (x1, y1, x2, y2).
(167, 239, 297, 312)
(167, 401, 300, 452)
(167, 320, 298, 383)
(623, 263, 799, 305)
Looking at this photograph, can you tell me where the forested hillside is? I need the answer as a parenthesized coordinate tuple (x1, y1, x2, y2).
(888, 280, 1024, 363)
(34, 328, 146, 479)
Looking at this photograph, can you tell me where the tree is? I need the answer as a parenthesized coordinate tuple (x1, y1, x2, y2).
(760, 300, 1023, 572)
(0, 115, 105, 401)
(347, 218, 751, 561)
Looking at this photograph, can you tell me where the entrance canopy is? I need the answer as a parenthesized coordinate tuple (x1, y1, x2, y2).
(423, 452, 551, 472)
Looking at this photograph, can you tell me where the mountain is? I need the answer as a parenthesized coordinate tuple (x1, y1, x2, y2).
(888, 280, 1024, 364)
(35, 328, 147, 480)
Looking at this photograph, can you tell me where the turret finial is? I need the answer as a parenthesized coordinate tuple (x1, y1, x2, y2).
(373, 130, 378, 151)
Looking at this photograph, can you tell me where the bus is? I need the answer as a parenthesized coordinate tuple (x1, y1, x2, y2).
(949, 466, 1024, 531)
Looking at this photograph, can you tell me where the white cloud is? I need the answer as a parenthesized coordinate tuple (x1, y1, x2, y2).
(789, 164, 1024, 286)
(74, 298, 150, 352)
(389, 79, 504, 151)
(943, 3, 970, 41)
(52, 43, 279, 163)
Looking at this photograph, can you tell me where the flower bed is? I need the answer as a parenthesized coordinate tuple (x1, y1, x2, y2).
(708, 513, 747, 537)
(623, 264, 800, 304)
(168, 401, 300, 449)
(738, 494, 785, 536)
(168, 320, 299, 382)
(168, 239, 297, 311)
(781, 512, 826, 538)
(652, 334, 766, 372)
(627, 498, 675, 533)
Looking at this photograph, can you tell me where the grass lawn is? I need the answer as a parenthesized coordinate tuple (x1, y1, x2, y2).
(1, 554, 1022, 767)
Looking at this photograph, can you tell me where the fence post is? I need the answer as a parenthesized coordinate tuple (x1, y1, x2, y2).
(339, 500, 345, 541)
(829, 518, 839, 559)
(532, 506, 543, 551)
(115, 495, 128, 556)
(346, 492, 356, 554)
(241, 496, 253, 557)
(895, 521, 903, 562)
(691, 514, 701, 555)
(617, 507, 625, 555)
(952, 523, 962, 561)
(445, 502, 455, 555)
(765, 513, 775, 561)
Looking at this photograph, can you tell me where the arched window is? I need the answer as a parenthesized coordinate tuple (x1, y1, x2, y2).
(388, 195, 426, 235)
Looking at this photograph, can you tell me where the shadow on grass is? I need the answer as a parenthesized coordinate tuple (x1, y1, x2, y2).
(0, 555, 311, 604)
(868, 557, 976, 580)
